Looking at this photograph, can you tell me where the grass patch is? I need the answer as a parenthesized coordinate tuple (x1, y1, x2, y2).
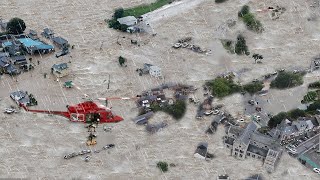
(123, 0, 174, 17)
(270, 72, 304, 89)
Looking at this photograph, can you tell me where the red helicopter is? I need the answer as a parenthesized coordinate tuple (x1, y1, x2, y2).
(20, 97, 136, 123)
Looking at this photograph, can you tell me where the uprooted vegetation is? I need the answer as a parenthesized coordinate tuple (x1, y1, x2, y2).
(238, 5, 263, 33)
(220, 39, 235, 54)
(123, 0, 175, 17)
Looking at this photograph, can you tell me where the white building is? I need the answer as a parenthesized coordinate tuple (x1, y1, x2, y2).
(117, 16, 137, 27)
(149, 65, 162, 78)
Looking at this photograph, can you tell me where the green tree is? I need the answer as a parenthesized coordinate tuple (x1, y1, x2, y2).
(206, 77, 242, 98)
(157, 161, 168, 172)
(307, 100, 320, 112)
(118, 56, 126, 66)
(114, 8, 124, 19)
(302, 91, 317, 103)
(238, 5, 250, 17)
(270, 72, 303, 89)
(242, 13, 263, 32)
(268, 112, 288, 128)
(288, 109, 306, 119)
(235, 35, 249, 55)
(6, 18, 26, 34)
(243, 82, 263, 94)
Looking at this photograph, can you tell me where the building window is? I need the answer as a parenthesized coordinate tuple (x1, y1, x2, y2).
(258, 156, 261, 159)
(235, 148, 239, 152)
(235, 152, 238, 156)
(240, 154, 243, 158)
(247, 152, 250, 156)
(252, 154, 255, 158)
(240, 150, 244, 153)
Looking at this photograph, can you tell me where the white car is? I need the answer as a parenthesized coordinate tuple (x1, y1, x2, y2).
(4, 108, 16, 114)
(313, 168, 320, 174)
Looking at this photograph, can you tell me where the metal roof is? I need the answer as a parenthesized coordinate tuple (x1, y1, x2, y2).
(117, 16, 137, 26)
(52, 36, 68, 45)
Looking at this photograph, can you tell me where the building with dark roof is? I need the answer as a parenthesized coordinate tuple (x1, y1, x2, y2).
(52, 36, 68, 49)
(12, 55, 27, 65)
(224, 122, 282, 172)
(51, 63, 69, 78)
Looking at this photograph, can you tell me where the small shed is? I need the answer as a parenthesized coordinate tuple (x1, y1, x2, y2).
(51, 63, 69, 78)
(52, 36, 68, 49)
(117, 16, 137, 26)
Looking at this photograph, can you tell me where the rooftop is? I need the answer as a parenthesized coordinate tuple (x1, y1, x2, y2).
(18, 38, 54, 50)
(52, 36, 68, 45)
(238, 122, 257, 145)
(52, 63, 68, 71)
(117, 16, 137, 26)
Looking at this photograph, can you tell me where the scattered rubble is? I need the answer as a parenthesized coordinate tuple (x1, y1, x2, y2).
(172, 37, 210, 54)
(194, 142, 214, 160)
(270, 6, 286, 20)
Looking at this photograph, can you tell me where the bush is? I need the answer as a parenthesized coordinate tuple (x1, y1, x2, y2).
(268, 112, 288, 128)
(157, 161, 168, 172)
(243, 82, 263, 94)
(302, 91, 317, 103)
(307, 100, 320, 112)
(215, 0, 228, 3)
(0, 31, 8, 36)
(206, 77, 242, 98)
(242, 13, 263, 32)
(288, 109, 306, 119)
(238, 5, 250, 17)
(270, 72, 303, 89)
(235, 35, 249, 55)
(151, 100, 187, 120)
(118, 56, 126, 66)
(108, 19, 128, 32)
(114, 8, 124, 19)
(308, 81, 320, 89)
(6, 18, 26, 34)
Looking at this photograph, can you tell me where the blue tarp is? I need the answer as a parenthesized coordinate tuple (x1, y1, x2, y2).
(18, 38, 54, 50)
(2, 41, 12, 47)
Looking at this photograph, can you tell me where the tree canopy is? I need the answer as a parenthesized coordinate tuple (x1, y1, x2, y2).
(235, 34, 249, 55)
(6, 18, 26, 34)
(270, 72, 304, 89)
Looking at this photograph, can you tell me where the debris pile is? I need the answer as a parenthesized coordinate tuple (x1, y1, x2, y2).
(64, 149, 91, 160)
(270, 6, 286, 20)
(133, 83, 196, 131)
(194, 142, 214, 160)
(172, 37, 210, 54)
